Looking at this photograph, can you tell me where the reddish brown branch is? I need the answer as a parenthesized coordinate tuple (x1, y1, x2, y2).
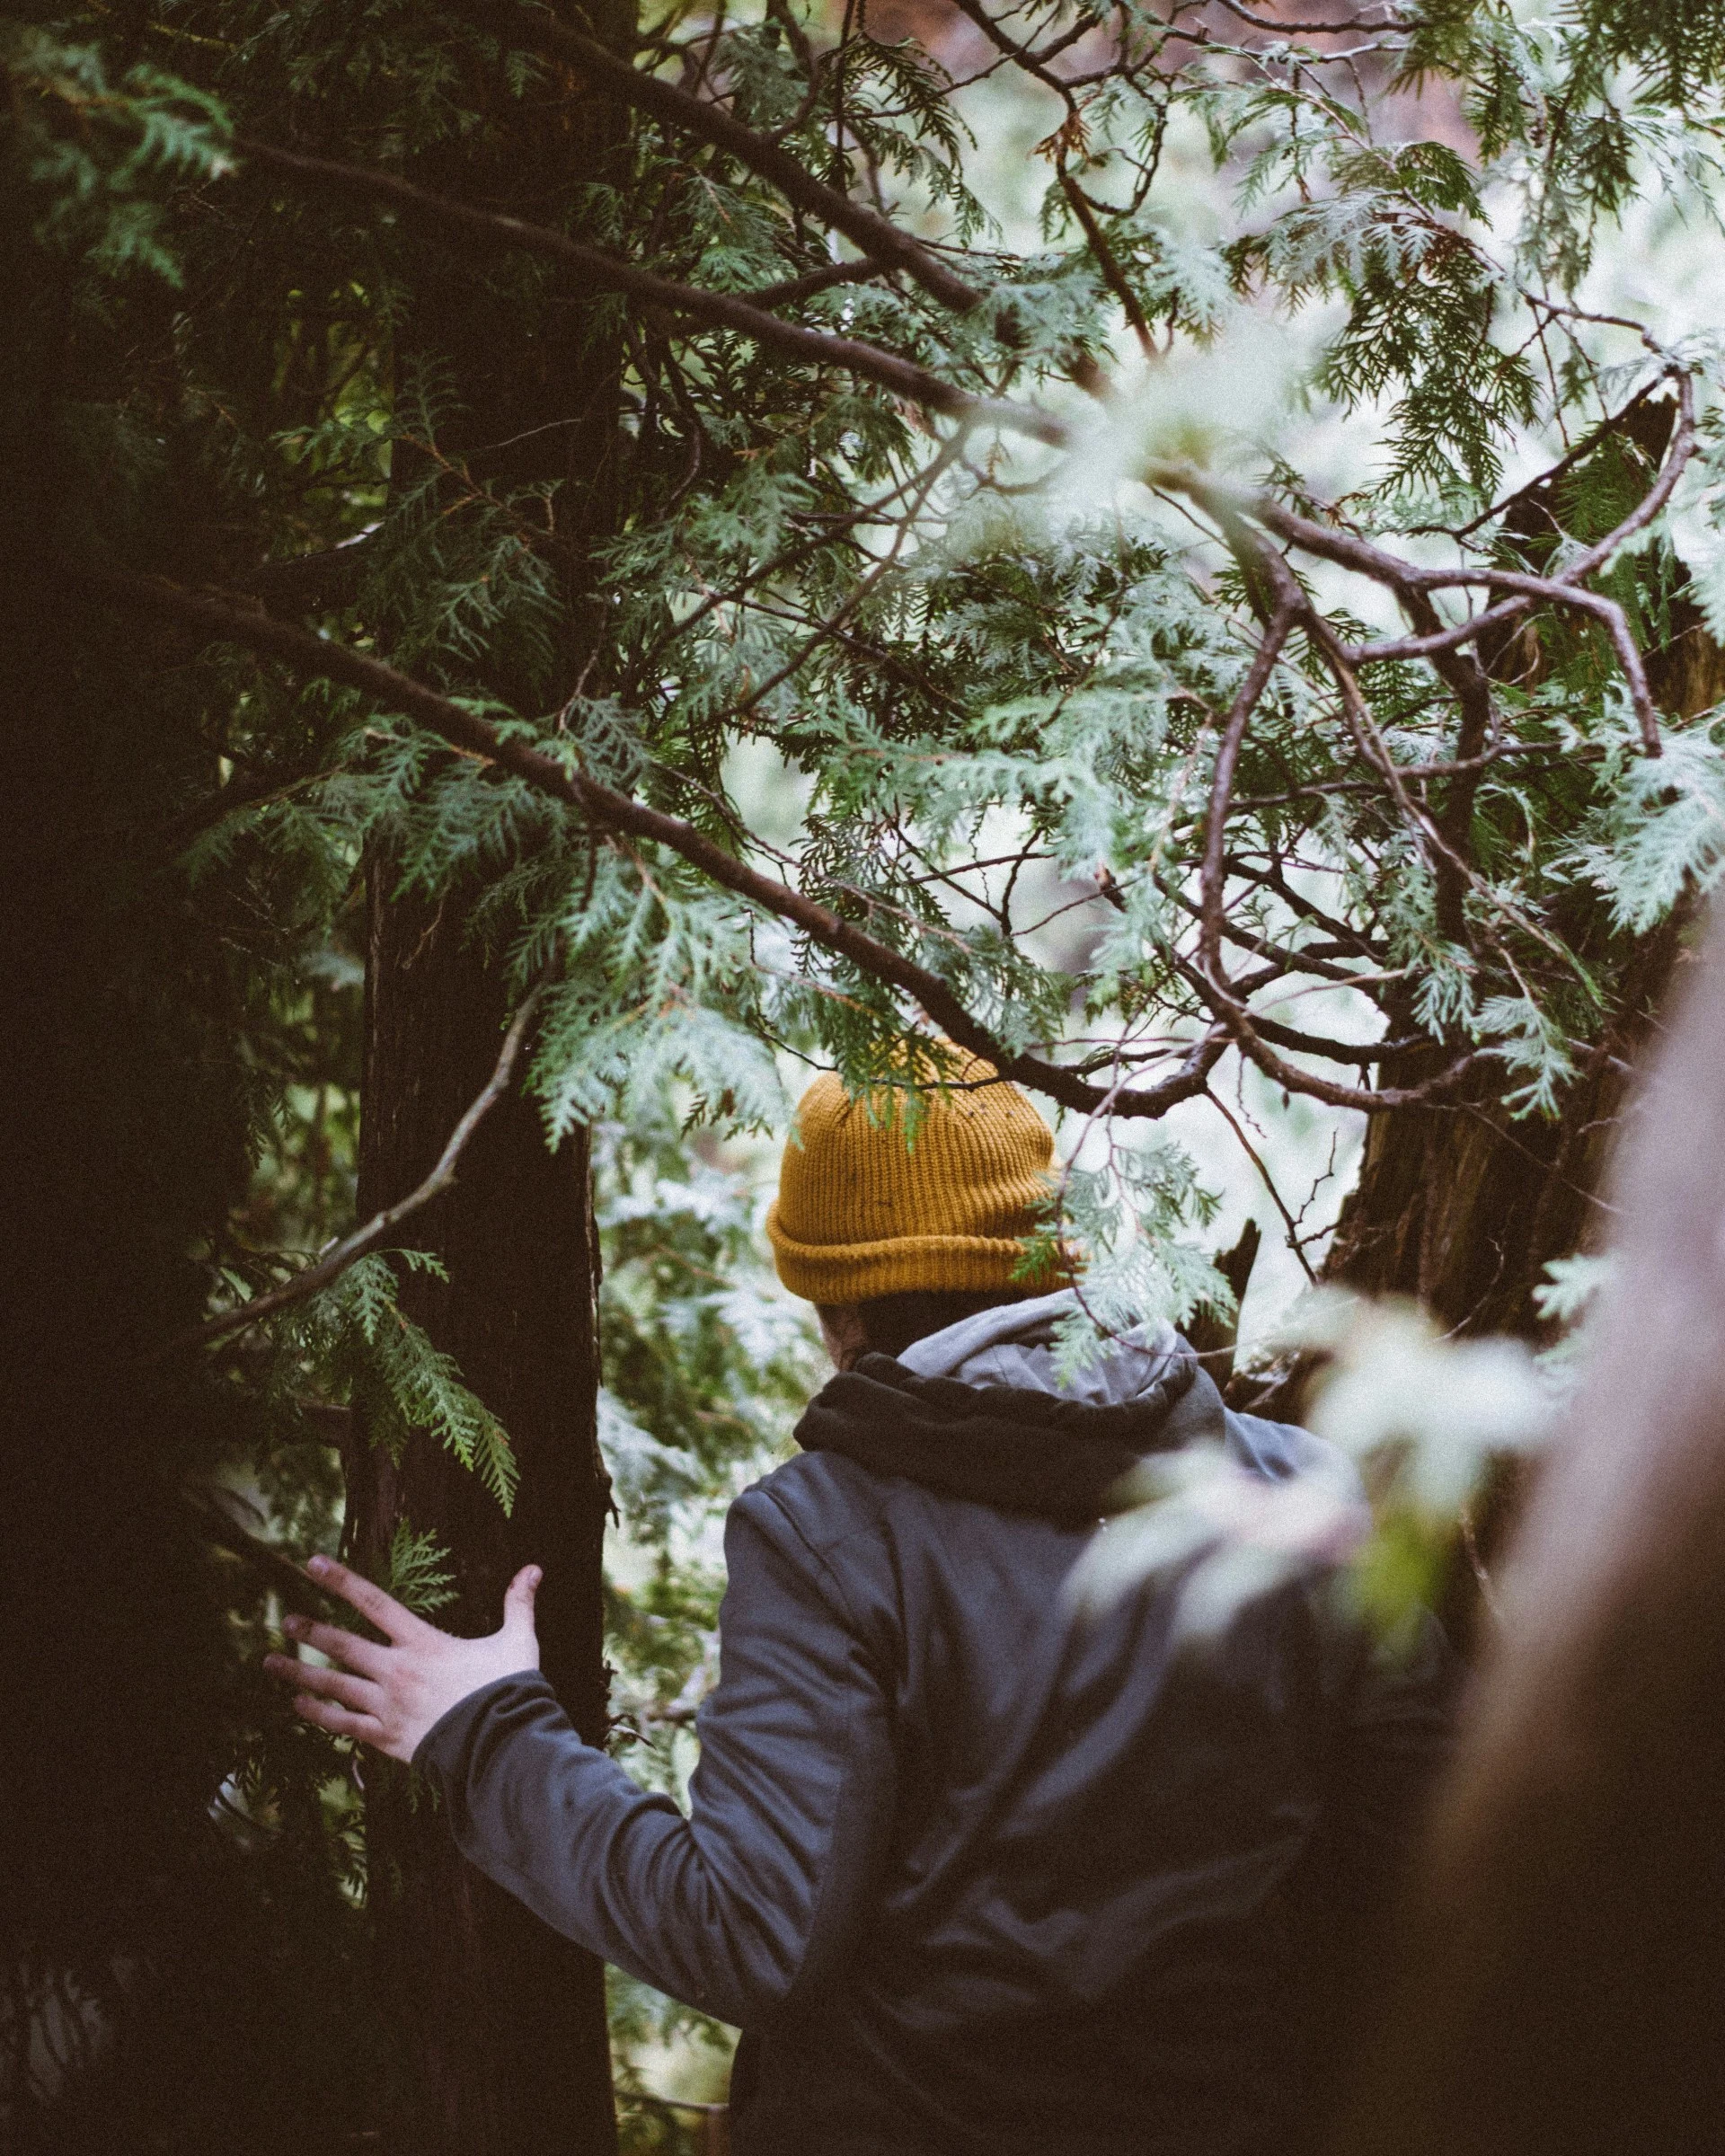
(181, 1486, 349, 1616)
(1176, 524, 1484, 1115)
(1355, 573, 1659, 751)
(1197, 600, 1299, 982)
(944, 0, 1083, 105)
(1057, 163, 1158, 363)
(1145, 376, 1694, 757)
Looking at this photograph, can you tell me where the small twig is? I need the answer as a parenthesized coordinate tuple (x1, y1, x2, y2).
(1057, 161, 1157, 362)
(1203, 1088, 1320, 1284)
(1145, 379, 1694, 758)
(1197, 596, 1301, 982)
(748, 260, 882, 310)
(181, 1485, 346, 1616)
(944, 0, 1082, 108)
(163, 974, 553, 1355)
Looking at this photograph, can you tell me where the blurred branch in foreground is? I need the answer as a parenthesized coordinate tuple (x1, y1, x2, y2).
(1333, 902, 1725, 2154)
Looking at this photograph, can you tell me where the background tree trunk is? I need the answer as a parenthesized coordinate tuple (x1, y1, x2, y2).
(1330, 897, 1725, 2156)
(340, 7, 636, 2149)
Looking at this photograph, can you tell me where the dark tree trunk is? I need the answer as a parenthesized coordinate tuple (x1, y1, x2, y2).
(347, 886, 615, 2156)
(1317, 404, 1725, 1345)
(1321, 914, 1687, 1338)
(340, 7, 636, 2150)
(1330, 899, 1725, 2156)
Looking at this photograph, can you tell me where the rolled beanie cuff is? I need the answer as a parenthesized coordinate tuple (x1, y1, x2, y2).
(766, 1209, 1045, 1303)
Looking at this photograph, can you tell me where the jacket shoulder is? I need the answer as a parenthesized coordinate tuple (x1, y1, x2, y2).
(735, 1447, 899, 1560)
(1225, 1405, 1362, 1494)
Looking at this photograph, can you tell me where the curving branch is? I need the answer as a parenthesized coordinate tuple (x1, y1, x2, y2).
(454, 0, 984, 313)
(943, 0, 1083, 103)
(163, 973, 553, 1355)
(1160, 367, 1693, 606)
(1057, 161, 1158, 362)
(74, 562, 1226, 1120)
(181, 1484, 349, 1615)
(234, 138, 1066, 447)
(750, 261, 884, 310)
(1144, 376, 1694, 756)
(1207, 0, 1411, 35)
(1173, 518, 1487, 1113)
(1197, 596, 1301, 984)
(1348, 576, 1659, 749)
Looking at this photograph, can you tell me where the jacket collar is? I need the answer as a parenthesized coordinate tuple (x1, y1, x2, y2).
(895, 1287, 1194, 1409)
(795, 1301, 1225, 1523)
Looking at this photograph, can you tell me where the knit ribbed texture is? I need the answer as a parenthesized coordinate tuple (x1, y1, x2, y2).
(766, 1054, 1057, 1303)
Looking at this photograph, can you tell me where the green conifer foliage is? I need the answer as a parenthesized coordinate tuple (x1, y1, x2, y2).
(11, 0, 1725, 2143)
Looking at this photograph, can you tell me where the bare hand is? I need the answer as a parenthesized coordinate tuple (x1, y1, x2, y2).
(264, 1554, 543, 1763)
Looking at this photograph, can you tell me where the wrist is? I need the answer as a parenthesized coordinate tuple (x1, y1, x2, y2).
(411, 1667, 551, 1774)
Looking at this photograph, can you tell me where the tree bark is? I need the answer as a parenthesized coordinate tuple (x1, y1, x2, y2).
(347, 886, 615, 2156)
(1316, 407, 1725, 1347)
(1319, 912, 1685, 1339)
(341, 6, 636, 2149)
(1329, 896, 1725, 2156)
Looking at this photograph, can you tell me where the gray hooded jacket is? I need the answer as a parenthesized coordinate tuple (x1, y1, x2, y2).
(414, 1294, 1455, 2154)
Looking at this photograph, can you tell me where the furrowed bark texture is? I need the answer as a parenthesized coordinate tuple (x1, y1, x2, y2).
(1329, 897, 1725, 2156)
(1320, 605, 1725, 1343)
(1319, 934, 1674, 1338)
(340, 9, 633, 2150)
(348, 886, 614, 2156)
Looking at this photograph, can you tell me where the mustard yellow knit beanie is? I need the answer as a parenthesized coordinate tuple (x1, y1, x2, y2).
(766, 1052, 1057, 1303)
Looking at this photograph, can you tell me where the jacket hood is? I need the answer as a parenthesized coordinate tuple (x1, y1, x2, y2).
(794, 1289, 1227, 1523)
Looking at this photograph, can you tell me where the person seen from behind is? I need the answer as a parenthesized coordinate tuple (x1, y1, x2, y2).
(267, 1054, 1456, 2154)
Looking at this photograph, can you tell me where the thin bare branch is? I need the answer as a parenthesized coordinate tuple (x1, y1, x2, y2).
(748, 261, 883, 310)
(1208, 0, 1410, 36)
(164, 973, 552, 1355)
(182, 1485, 348, 1615)
(944, 0, 1082, 107)
(1198, 600, 1300, 981)
(1355, 574, 1660, 751)
(1145, 379, 1694, 756)
(1203, 1088, 1320, 1285)
(1412, 380, 1677, 544)
(1057, 162, 1158, 362)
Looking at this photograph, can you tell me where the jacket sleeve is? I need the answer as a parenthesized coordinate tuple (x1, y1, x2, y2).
(411, 1484, 896, 2029)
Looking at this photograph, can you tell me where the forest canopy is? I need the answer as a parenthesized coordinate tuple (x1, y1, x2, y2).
(9, 0, 1725, 2146)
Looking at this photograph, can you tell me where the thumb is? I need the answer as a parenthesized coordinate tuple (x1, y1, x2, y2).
(501, 1564, 543, 1652)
